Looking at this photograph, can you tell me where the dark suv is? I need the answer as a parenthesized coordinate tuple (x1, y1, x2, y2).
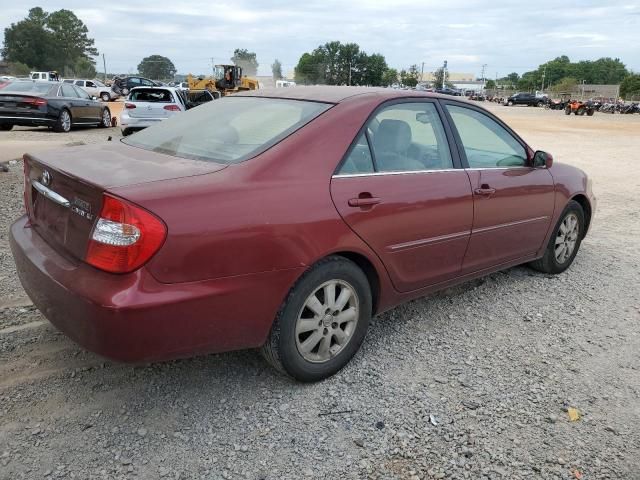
(506, 93, 545, 107)
(111, 76, 161, 96)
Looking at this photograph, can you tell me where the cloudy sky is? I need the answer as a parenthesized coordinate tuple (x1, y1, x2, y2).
(2, 0, 639, 78)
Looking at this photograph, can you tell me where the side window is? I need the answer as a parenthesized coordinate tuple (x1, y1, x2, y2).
(61, 84, 78, 98)
(74, 86, 91, 100)
(142, 79, 154, 86)
(130, 78, 141, 85)
(369, 102, 452, 172)
(338, 133, 374, 175)
(74, 80, 84, 86)
(445, 105, 527, 168)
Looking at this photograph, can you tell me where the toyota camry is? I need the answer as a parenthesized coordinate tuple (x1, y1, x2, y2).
(10, 87, 595, 381)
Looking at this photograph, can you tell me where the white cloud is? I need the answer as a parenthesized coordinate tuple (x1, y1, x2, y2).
(1, 0, 638, 76)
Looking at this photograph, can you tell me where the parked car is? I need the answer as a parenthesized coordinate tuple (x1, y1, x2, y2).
(0, 80, 111, 132)
(120, 86, 214, 135)
(505, 92, 545, 107)
(10, 87, 595, 381)
(111, 76, 161, 96)
(174, 81, 189, 91)
(64, 79, 118, 102)
(435, 87, 462, 96)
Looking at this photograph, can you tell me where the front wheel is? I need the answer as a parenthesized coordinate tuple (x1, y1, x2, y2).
(261, 256, 372, 382)
(100, 92, 111, 102)
(529, 200, 585, 274)
(507, 101, 514, 106)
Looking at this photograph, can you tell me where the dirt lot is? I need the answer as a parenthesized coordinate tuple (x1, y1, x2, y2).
(1, 104, 639, 480)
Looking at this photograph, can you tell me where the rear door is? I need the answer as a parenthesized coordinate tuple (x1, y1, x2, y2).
(330, 100, 473, 292)
(442, 102, 555, 273)
(59, 83, 83, 123)
(72, 85, 101, 123)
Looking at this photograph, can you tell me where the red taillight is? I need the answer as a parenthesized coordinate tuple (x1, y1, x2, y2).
(125, 102, 136, 109)
(163, 104, 180, 111)
(85, 195, 167, 274)
(30, 97, 47, 106)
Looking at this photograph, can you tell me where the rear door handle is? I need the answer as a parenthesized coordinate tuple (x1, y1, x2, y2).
(474, 187, 496, 196)
(348, 197, 381, 207)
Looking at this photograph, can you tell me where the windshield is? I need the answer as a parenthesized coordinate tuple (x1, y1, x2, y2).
(122, 96, 331, 163)
(94, 79, 106, 87)
(3, 81, 54, 94)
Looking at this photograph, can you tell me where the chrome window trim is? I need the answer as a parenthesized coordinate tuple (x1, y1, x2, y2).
(332, 168, 461, 178)
(464, 166, 531, 171)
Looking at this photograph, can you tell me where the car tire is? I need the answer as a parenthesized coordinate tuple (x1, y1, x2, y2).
(507, 101, 514, 106)
(53, 109, 72, 133)
(587, 109, 595, 116)
(261, 256, 372, 382)
(565, 107, 572, 115)
(121, 87, 130, 96)
(529, 200, 585, 274)
(577, 108, 585, 116)
(0, 124, 13, 131)
(537, 101, 543, 107)
(98, 108, 111, 128)
(100, 92, 111, 102)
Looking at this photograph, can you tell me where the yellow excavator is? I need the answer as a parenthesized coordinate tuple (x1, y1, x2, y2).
(187, 64, 259, 98)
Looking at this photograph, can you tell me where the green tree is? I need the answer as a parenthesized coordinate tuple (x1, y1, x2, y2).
(231, 49, 258, 76)
(137, 55, 176, 80)
(2, 7, 97, 73)
(74, 57, 96, 78)
(551, 77, 578, 94)
(484, 79, 496, 90)
(381, 68, 398, 86)
(271, 59, 283, 81)
(620, 73, 640, 99)
(294, 41, 388, 86)
(401, 64, 420, 87)
(7, 61, 31, 76)
(432, 67, 451, 88)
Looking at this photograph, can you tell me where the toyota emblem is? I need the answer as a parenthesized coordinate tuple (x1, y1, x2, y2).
(41, 170, 52, 186)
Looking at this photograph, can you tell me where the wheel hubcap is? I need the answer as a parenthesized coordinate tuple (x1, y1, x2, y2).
(555, 213, 579, 264)
(61, 111, 70, 131)
(103, 110, 110, 126)
(295, 280, 359, 363)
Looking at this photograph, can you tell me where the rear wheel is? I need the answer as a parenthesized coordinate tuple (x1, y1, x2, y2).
(261, 256, 372, 382)
(507, 100, 514, 106)
(529, 200, 584, 274)
(587, 109, 595, 116)
(0, 124, 13, 131)
(121, 87, 130, 96)
(565, 106, 572, 115)
(100, 92, 111, 102)
(537, 101, 544, 107)
(98, 108, 111, 128)
(53, 109, 71, 133)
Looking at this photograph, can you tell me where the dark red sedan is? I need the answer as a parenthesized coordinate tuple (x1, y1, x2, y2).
(10, 87, 595, 381)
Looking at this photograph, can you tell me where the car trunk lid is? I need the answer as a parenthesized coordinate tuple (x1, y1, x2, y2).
(0, 94, 46, 113)
(23, 142, 226, 262)
(126, 88, 181, 118)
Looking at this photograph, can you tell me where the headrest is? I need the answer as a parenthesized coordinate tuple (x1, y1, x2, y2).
(374, 119, 412, 153)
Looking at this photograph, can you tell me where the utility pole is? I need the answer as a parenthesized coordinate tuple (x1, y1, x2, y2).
(443, 60, 447, 89)
(348, 61, 352, 86)
(481, 64, 487, 89)
(211, 58, 215, 78)
(420, 62, 424, 84)
(102, 53, 107, 82)
(541, 65, 546, 93)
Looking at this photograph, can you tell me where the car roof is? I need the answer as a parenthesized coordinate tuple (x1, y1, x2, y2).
(235, 86, 451, 104)
(129, 86, 177, 91)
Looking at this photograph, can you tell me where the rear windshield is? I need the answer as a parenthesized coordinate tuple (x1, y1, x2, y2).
(122, 97, 331, 164)
(3, 81, 54, 94)
(129, 88, 173, 102)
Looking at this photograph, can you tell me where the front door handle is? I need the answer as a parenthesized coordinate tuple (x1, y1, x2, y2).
(474, 186, 496, 196)
(348, 197, 381, 207)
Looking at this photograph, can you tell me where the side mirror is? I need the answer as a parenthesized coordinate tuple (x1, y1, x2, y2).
(533, 150, 553, 168)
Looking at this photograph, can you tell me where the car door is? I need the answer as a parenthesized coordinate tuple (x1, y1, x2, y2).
(330, 101, 473, 292)
(442, 102, 555, 273)
(72, 85, 101, 123)
(59, 83, 83, 123)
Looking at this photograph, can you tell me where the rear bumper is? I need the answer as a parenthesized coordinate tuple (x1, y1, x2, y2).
(119, 111, 168, 130)
(10, 215, 303, 362)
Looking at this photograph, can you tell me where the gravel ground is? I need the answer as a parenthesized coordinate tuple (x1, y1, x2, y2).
(1, 107, 639, 480)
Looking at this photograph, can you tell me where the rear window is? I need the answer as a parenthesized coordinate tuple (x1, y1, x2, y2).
(129, 88, 173, 102)
(122, 97, 331, 164)
(3, 81, 54, 94)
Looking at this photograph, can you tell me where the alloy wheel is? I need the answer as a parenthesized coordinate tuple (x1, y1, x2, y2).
(61, 110, 71, 132)
(555, 213, 579, 264)
(102, 109, 111, 127)
(295, 280, 359, 363)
